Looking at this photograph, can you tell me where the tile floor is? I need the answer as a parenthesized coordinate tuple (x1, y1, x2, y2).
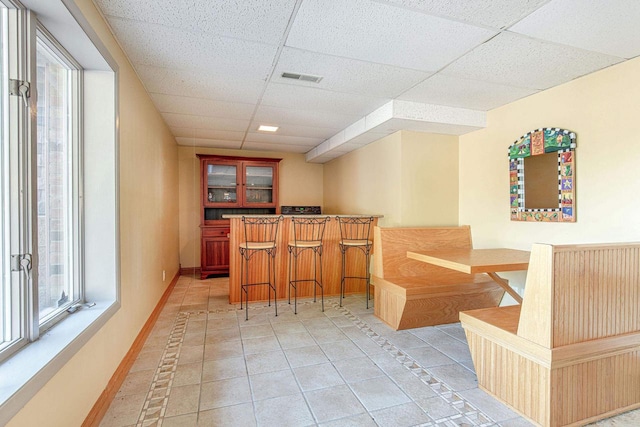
(100, 275, 640, 427)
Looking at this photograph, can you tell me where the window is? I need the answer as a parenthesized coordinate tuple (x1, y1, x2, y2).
(0, 0, 118, 422)
(0, 9, 83, 358)
(1, 3, 8, 351)
(35, 33, 81, 327)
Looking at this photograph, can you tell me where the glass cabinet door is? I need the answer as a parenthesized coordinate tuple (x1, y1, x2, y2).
(243, 164, 275, 206)
(206, 163, 239, 206)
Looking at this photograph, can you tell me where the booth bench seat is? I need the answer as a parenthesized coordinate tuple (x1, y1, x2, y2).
(460, 242, 640, 427)
(372, 226, 505, 330)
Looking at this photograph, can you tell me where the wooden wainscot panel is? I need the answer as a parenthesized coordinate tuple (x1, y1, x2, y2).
(460, 242, 640, 426)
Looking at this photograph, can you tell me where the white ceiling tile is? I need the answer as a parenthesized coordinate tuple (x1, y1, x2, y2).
(172, 127, 246, 141)
(244, 133, 322, 146)
(253, 105, 358, 130)
(151, 94, 255, 119)
(170, 127, 195, 138)
(398, 74, 538, 110)
(261, 83, 389, 117)
(510, 0, 640, 59)
(195, 129, 245, 141)
(376, 0, 549, 29)
(162, 113, 250, 132)
(138, 65, 265, 104)
(444, 32, 623, 90)
(108, 18, 277, 80)
(242, 141, 312, 154)
(96, 0, 296, 44)
(286, 0, 496, 71)
(250, 121, 338, 139)
(273, 48, 432, 98)
(176, 137, 242, 149)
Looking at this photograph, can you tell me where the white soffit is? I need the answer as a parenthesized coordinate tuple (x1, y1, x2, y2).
(305, 100, 485, 163)
(509, 0, 640, 59)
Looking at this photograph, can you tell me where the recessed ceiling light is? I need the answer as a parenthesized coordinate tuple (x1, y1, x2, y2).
(258, 125, 279, 132)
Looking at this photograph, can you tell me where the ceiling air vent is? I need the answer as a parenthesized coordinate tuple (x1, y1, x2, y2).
(281, 72, 323, 83)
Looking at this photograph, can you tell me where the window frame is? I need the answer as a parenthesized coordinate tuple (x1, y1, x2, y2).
(33, 23, 84, 333)
(0, 0, 120, 423)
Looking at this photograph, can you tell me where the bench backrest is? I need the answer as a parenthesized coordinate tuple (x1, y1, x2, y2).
(518, 242, 640, 348)
(373, 226, 474, 281)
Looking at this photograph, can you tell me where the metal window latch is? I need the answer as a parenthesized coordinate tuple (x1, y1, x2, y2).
(11, 253, 32, 281)
(9, 79, 31, 107)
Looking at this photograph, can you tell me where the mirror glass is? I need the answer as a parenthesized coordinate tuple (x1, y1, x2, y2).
(509, 128, 576, 222)
(523, 154, 558, 209)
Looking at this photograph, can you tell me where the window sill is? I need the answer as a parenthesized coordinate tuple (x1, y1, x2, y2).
(0, 300, 119, 426)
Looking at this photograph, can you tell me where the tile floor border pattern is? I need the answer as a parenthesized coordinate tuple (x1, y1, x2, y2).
(137, 311, 190, 427)
(328, 301, 496, 427)
(137, 296, 500, 426)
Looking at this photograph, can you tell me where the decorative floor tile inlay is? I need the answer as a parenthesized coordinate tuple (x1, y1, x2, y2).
(329, 301, 496, 426)
(138, 296, 496, 426)
(137, 312, 190, 427)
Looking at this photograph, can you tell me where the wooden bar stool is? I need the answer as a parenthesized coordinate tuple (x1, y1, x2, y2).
(337, 216, 375, 309)
(287, 216, 330, 314)
(239, 216, 283, 321)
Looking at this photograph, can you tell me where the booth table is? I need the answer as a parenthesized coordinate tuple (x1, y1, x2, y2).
(406, 248, 530, 303)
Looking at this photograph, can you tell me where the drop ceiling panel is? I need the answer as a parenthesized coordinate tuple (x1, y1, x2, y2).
(376, 0, 550, 29)
(244, 133, 322, 146)
(248, 122, 340, 139)
(162, 113, 250, 132)
(151, 94, 255, 119)
(510, 0, 640, 59)
(444, 32, 623, 90)
(286, 0, 497, 71)
(253, 105, 358, 131)
(273, 48, 432, 98)
(242, 141, 312, 154)
(398, 74, 538, 110)
(262, 83, 389, 117)
(138, 65, 265, 104)
(96, 0, 296, 44)
(92, 0, 640, 162)
(108, 18, 277, 80)
(176, 137, 242, 149)
(170, 127, 246, 141)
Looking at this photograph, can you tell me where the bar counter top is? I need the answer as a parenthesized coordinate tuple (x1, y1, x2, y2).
(222, 214, 383, 218)
(226, 214, 381, 304)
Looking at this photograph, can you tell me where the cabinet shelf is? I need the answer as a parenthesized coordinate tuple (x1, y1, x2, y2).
(198, 154, 281, 279)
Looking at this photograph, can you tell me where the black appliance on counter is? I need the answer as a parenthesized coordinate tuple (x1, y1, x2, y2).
(280, 206, 322, 215)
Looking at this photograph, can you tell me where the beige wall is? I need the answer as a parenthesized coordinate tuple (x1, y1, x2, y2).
(323, 131, 459, 227)
(178, 146, 323, 268)
(7, 0, 180, 425)
(459, 55, 640, 291)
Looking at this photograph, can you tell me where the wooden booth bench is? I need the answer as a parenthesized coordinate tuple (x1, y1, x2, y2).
(460, 242, 640, 426)
(372, 226, 505, 330)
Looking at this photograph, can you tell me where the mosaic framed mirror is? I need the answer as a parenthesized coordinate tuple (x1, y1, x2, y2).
(509, 128, 576, 222)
